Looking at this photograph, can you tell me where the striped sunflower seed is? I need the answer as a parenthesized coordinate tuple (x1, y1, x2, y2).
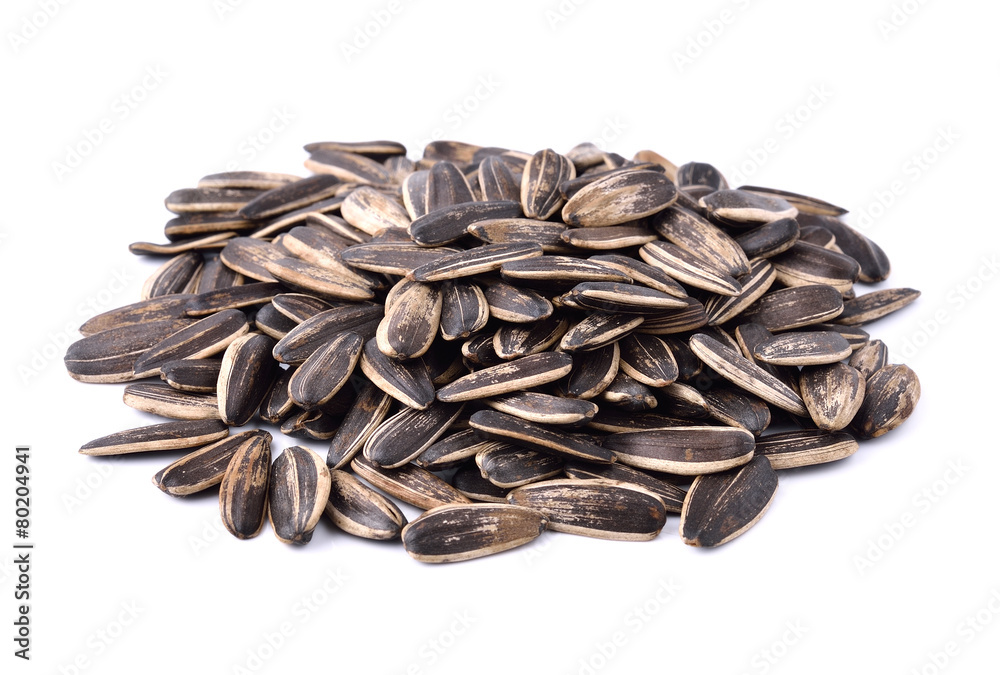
(799, 363, 866, 431)
(437, 352, 573, 402)
(452, 462, 512, 503)
(484, 391, 598, 426)
(79, 419, 229, 456)
(754, 430, 859, 470)
(469, 410, 614, 464)
(477, 446, 564, 489)
(324, 470, 406, 540)
(732, 217, 800, 259)
(849, 339, 889, 380)
(566, 343, 620, 399)
(603, 426, 756, 475)
(699, 189, 798, 226)
(640, 241, 743, 296)
(124, 383, 220, 420)
(351, 454, 472, 510)
(477, 277, 554, 323)
(652, 206, 750, 277)
(154, 429, 270, 496)
(326, 379, 392, 469)
(752, 331, 853, 366)
(363, 401, 465, 469)
(740, 284, 844, 331)
(410, 200, 522, 246)
(160, 358, 222, 393)
(409, 242, 544, 282)
(521, 149, 575, 220)
(562, 461, 687, 513)
(287, 331, 363, 409)
(415, 430, 507, 471)
(217, 333, 279, 426)
(598, 371, 658, 411)
(562, 170, 676, 226)
(679, 455, 778, 547)
(617, 333, 679, 387)
(65, 319, 193, 383)
(340, 186, 411, 235)
(268, 446, 331, 544)
(376, 281, 442, 360)
(852, 364, 920, 439)
(402, 503, 547, 563)
(833, 288, 921, 325)
(272, 303, 382, 364)
(219, 431, 272, 539)
(359, 337, 435, 410)
(132, 309, 250, 378)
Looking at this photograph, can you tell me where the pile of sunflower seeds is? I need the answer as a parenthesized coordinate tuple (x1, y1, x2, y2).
(65, 139, 922, 561)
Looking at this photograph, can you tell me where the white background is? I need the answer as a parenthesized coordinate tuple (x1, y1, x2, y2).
(3, 0, 998, 673)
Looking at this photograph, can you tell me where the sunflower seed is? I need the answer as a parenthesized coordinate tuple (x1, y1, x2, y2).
(485, 391, 598, 426)
(219, 237, 284, 281)
(852, 364, 920, 439)
(733, 217, 800, 259)
(740, 284, 844, 331)
(351, 454, 472, 510)
(272, 303, 382, 364)
(559, 312, 644, 352)
(849, 339, 889, 380)
(198, 170, 299, 190)
(617, 333, 679, 387)
(798, 225, 838, 249)
(700, 189, 798, 226)
(340, 242, 458, 277)
(561, 170, 676, 226)
(798, 363, 866, 431)
(565, 342, 620, 399)
(160, 358, 222, 393)
(753, 331, 853, 366)
(702, 388, 771, 436)
(255, 367, 296, 424)
(376, 281, 442, 360)
(806, 322, 870, 350)
(415, 430, 506, 471)
(677, 162, 728, 193)
(153, 429, 269, 496)
(732, 323, 800, 394)
(634, 298, 708, 335)
(469, 410, 614, 463)
(738, 185, 846, 217)
(437, 352, 573, 402)
(324, 470, 406, 540)
(237, 175, 342, 220)
(437, 281, 489, 341)
(411, 200, 522, 246)
(833, 288, 921, 326)
(507, 479, 667, 541)
(478, 155, 521, 201)
(183, 282, 282, 317)
(65, 319, 192, 384)
(500, 256, 631, 284)
(132, 309, 249, 378)
(264, 257, 374, 301)
(462, 332, 504, 367)
(476, 446, 564, 489)
(270, 294, 336, 323)
(268, 446, 331, 544)
(304, 149, 391, 185)
(604, 426, 755, 475)
(493, 316, 569, 360)
(79, 296, 196, 337)
(688, 333, 808, 416)
(467, 218, 569, 251)
(562, 462, 686, 513)
(140, 252, 203, 300)
(451, 462, 512, 503)
(754, 430, 859, 470)
(163, 212, 255, 241)
(363, 402, 465, 469)
(79, 419, 229, 456)
(165, 187, 263, 214)
(254, 304, 297, 339)
(640, 241, 743, 296)
(216, 333, 279, 426)
(798, 214, 891, 283)
(409, 242, 543, 282)
(304, 140, 406, 159)
(402, 170, 431, 219)
(340, 186, 411, 234)
(560, 224, 659, 250)
(219, 431, 271, 538)
(703, 258, 777, 326)
(124, 383, 220, 420)
(653, 206, 750, 277)
(598, 371, 658, 411)
(286, 332, 363, 410)
(521, 149, 575, 220)
(426, 161, 476, 212)
(402, 503, 547, 563)
(587, 254, 688, 297)
(769, 241, 861, 293)
(477, 276, 554, 323)
(359, 337, 435, 410)
(679, 455, 777, 547)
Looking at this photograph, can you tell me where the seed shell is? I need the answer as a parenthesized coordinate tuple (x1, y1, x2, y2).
(402, 503, 547, 563)
(521, 149, 576, 220)
(477, 446, 564, 488)
(376, 281, 442, 360)
(359, 338, 436, 410)
(852, 364, 920, 439)
(132, 309, 250, 378)
(65, 319, 193, 384)
(437, 352, 573, 402)
(287, 332, 364, 409)
(219, 432, 272, 539)
(484, 391, 598, 426)
(833, 288, 921, 326)
(640, 241, 742, 296)
(268, 446, 332, 544)
(154, 429, 270, 496)
(469, 410, 614, 464)
(411, 200, 522, 246)
(653, 206, 750, 277)
(679, 455, 778, 547)
(603, 426, 756, 475)
(160, 358, 223, 393)
(754, 430, 859, 470)
(753, 331, 853, 366)
(364, 401, 465, 469)
(351, 455, 472, 510)
(324, 470, 407, 540)
(562, 461, 686, 513)
(79, 419, 229, 456)
(217, 333, 279, 426)
(562, 170, 676, 227)
(799, 363, 866, 431)
(124, 383, 220, 420)
(409, 242, 544, 282)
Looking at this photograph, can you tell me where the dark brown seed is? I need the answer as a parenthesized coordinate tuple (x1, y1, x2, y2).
(268, 446, 332, 545)
(141, 252, 203, 300)
(769, 241, 861, 293)
(604, 426, 755, 475)
(280, 227, 370, 281)
(304, 149, 391, 185)
(79, 296, 196, 337)
(477, 277, 554, 323)
(364, 402, 465, 469)
(499, 256, 631, 284)
(799, 363, 866, 431)
(699, 189, 798, 226)
(287, 332, 364, 409)
(740, 285, 844, 331)
(272, 303, 383, 364)
(677, 162, 728, 192)
(733, 217, 800, 259)
(416, 430, 507, 471)
(702, 388, 772, 436)
(160, 358, 222, 393)
(598, 371, 658, 411)
(164, 212, 256, 241)
(806, 323, 870, 350)
(657, 382, 710, 418)
(257, 367, 296, 424)
(409, 242, 544, 282)
(560, 224, 659, 250)
(653, 206, 750, 277)
(849, 339, 889, 380)
(271, 294, 336, 323)
(566, 343, 620, 399)
(324, 470, 407, 540)
(477, 447, 564, 488)
(219, 237, 284, 282)
(340, 186, 411, 234)
(479, 155, 521, 202)
(852, 364, 920, 439)
(359, 338, 435, 410)
(194, 256, 243, 294)
(437, 352, 573, 402)
(732, 323, 800, 395)
(521, 149, 576, 220)
(617, 333, 678, 387)
(634, 298, 708, 335)
(79, 420, 229, 456)
(559, 312, 644, 352)
(753, 331, 853, 366)
(640, 241, 743, 296)
(341, 242, 459, 276)
(351, 454, 472, 510)
(754, 430, 859, 470)
(588, 254, 688, 298)
(326, 379, 392, 469)
(833, 288, 921, 326)
(688, 333, 808, 416)
(507, 479, 667, 541)
(493, 316, 569, 360)
(469, 410, 615, 464)
(183, 282, 282, 317)
(467, 218, 569, 252)
(438, 281, 490, 341)
(254, 304, 297, 339)
(680, 455, 778, 547)
(219, 432, 272, 539)
(165, 187, 262, 214)
(154, 429, 270, 496)
(264, 257, 375, 301)
(798, 214, 891, 283)
(411, 200, 522, 246)
(198, 170, 299, 190)
(124, 383, 220, 420)
(462, 332, 505, 367)
(798, 225, 838, 249)
(562, 170, 676, 226)
(452, 462, 512, 503)
(485, 392, 598, 426)
(65, 319, 193, 383)
(704, 259, 777, 326)
(402, 503, 547, 563)
(132, 309, 249, 378)
(562, 462, 686, 513)
(402, 170, 430, 219)
(237, 175, 342, 220)
(217, 333, 278, 426)
(376, 281, 442, 360)
(426, 161, 476, 212)
(304, 140, 406, 160)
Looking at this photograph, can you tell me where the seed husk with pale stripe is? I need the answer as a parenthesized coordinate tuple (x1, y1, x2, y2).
(588, 254, 688, 298)
(799, 363, 866, 431)
(79, 296, 196, 337)
(798, 213, 891, 283)
(340, 242, 459, 276)
(154, 429, 269, 496)
(477, 446, 565, 488)
(163, 212, 255, 241)
(499, 256, 631, 284)
(304, 140, 406, 159)
(165, 187, 262, 214)
(410, 200, 522, 246)
(79, 419, 229, 456)
(688, 333, 808, 416)
(699, 189, 797, 226)
(754, 430, 859, 470)
(304, 149, 391, 185)
(562, 170, 676, 227)
(634, 298, 708, 335)
(493, 316, 569, 360)
(340, 186, 411, 235)
(833, 288, 921, 326)
(363, 401, 464, 469)
(437, 281, 489, 341)
(611, 333, 677, 388)
(849, 339, 889, 380)
(359, 337, 435, 410)
(478, 155, 521, 201)
(437, 352, 573, 402)
(268, 446, 331, 544)
(219, 432, 271, 539)
(740, 284, 844, 331)
(409, 242, 543, 282)
(477, 276, 554, 323)
(566, 342, 619, 399)
(469, 410, 614, 464)
(560, 224, 659, 250)
(402, 503, 547, 563)
(604, 426, 755, 475)
(65, 319, 193, 383)
(640, 241, 742, 296)
(325, 380, 392, 469)
(271, 293, 336, 323)
(376, 281, 442, 360)
(704, 259, 777, 326)
(264, 257, 374, 301)
(521, 149, 575, 220)
(351, 454, 472, 510)
(467, 218, 570, 252)
(753, 331, 853, 366)
(160, 358, 222, 393)
(219, 237, 284, 281)
(272, 303, 382, 364)
(124, 383, 220, 420)
(132, 309, 249, 378)
(415, 429, 508, 471)
(198, 170, 299, 191)
(183, 282, 282, 317)
(852, 364, 920, 439)
(451, 462, 512, 503)
(287, 331, 363, 409)
(194, 256, 243, 293)
(426, 161, 476, 212)
(807, 323, 870, 350)
(770, 241, 861, 293)
(733, 217, 800, 259)
(254, 304, 296, 339)
(702, 388, 771, 436)
(738, 185, 847, 217)
(562, 461, 686, 513)
(484, 391, 598, 426)
(560, 312, 644, 352)
(237, 175, 342, 220)
(461, 332, 504, 367)
(324, 470, 406, 540)
(598, 371, 657, 411)
(140, 252, 203, 300)
(587, 411, 687, 433)
(217, 333, 278, 426)
(653, 206, 750, 277)
(677, 161, 728, 192)
(679, 455, 777, 547)
(257, 367, 296, 424)
(562, 282, 688, 316)
(508, 479, 667, 541)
